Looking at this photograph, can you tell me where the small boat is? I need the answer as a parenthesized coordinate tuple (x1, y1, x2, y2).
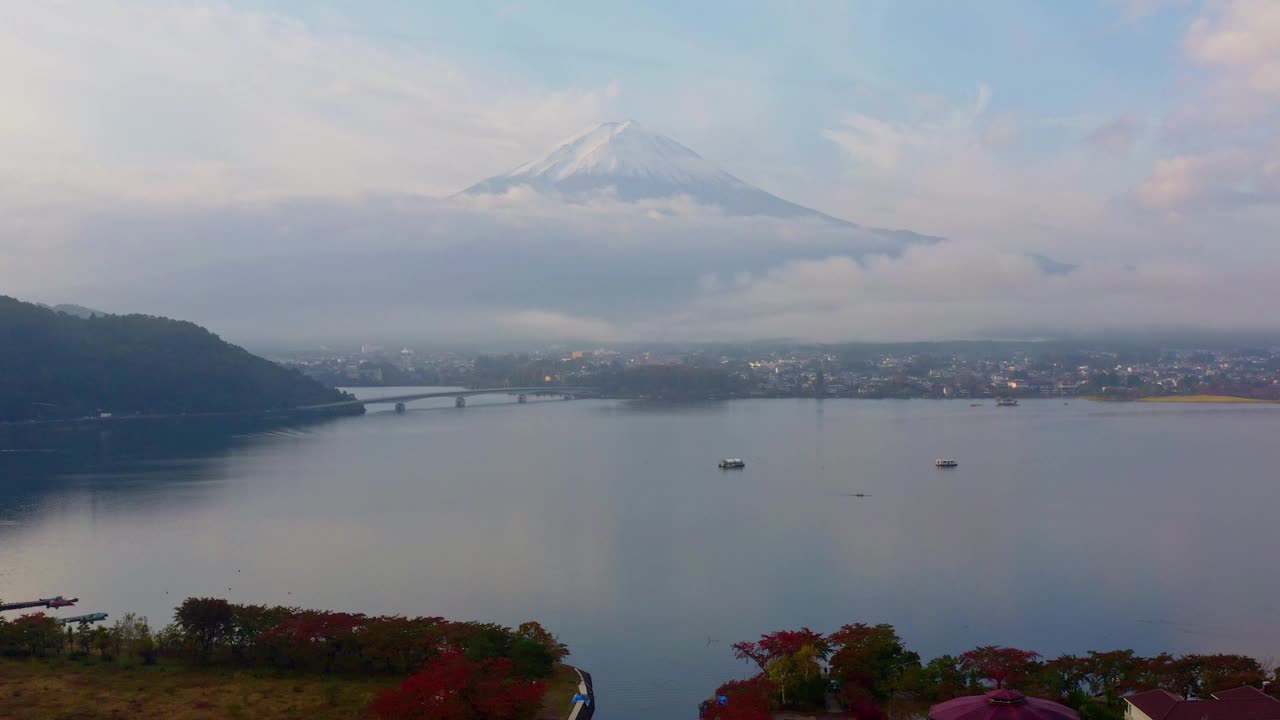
(969, 403, 983, 407)
(996, 397, 1019, 407)
(718, 458, 746, 469)
(935, 459, 958, 468)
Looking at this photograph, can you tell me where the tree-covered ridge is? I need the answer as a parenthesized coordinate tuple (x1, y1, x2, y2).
(0, 296, 352, 422)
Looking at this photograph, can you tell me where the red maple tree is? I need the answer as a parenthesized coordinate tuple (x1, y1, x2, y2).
(960, 646, 1041, 689)
(731, 628, 830, 671)
(368, 650, 546, 720)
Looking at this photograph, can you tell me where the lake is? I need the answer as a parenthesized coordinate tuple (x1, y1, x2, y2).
(3, 392, 1280, 718)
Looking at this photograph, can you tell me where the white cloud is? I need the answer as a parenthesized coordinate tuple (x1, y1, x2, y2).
(822, 114, 916, 171)
(636, 243, 1275, 342)
(1135, 151, 1250, 209)
(0, 1, 612, 206)
(822, 84, 995, 172)
(1134, 1, 1280, 212)
(981, 112, 1022, 149)
(4, 1, 1280, 344)
(1084, 114, 1144, 155)
(818, 86, 1132, 261)
(1184, 0, 1280, 96)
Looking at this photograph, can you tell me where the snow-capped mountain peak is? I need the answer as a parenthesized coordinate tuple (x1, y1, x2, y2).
(461, 121, 851, 222)
(505, 120, 735, 186)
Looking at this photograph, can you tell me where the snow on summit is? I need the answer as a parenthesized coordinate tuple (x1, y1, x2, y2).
(506, 121, 734, 185)
(462, 121, 856, 223)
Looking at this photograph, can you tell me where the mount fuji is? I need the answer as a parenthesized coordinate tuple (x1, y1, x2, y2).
(463, 121, 890, 230)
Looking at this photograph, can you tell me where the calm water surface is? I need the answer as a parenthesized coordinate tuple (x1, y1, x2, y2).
(3, 393, 1280, 718)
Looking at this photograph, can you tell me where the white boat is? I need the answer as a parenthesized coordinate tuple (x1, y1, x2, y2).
(935, 459, 958, 468)
(718, 458, 746, 469)
(996, 397, 1019, 407)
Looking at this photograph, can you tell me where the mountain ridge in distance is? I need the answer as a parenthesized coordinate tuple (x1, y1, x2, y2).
(462, 121, 936, 240)
(37, 302, 108, 319)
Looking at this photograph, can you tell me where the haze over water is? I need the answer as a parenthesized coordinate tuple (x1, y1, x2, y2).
(3, 393, 1280, 719)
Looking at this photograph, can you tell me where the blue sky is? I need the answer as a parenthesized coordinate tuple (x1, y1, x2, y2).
(2, 0, 1279, 342)
(229, 1, 1191, 139)
(195, 0, 1220, 230)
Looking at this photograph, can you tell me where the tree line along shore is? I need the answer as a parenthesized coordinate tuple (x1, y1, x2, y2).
(702, 624, 1275, 720)
(0, 597, 579, 720)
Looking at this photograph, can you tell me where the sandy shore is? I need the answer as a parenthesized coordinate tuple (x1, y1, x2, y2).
(1136, 394, 1278, 404)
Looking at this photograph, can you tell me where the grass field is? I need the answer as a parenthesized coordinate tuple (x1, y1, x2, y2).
(0, 657, 582, 720)
(1136, 394, 1278, 404)
(540, 664, 585, 719)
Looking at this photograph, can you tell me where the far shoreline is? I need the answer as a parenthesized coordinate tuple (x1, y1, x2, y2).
(1137, 394, 1279, 404)
(1087, 394, 1280, 404)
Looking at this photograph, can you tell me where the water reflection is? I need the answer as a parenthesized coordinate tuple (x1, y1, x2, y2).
(1, 418, 345, 507)
(1, 399, 1279, 719)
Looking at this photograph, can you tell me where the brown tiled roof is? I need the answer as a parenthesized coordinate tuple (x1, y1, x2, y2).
(1126, 688, 1280, 720)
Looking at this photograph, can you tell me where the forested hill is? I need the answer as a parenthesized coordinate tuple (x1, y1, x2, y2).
(0, 296, 353, 422)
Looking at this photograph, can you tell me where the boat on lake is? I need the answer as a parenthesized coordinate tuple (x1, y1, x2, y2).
(996, 397, 1019, 406)
(718, 458, 745, 469)
(935, 459, 958, 468)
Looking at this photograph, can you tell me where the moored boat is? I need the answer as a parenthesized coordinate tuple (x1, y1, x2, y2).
(718, 458, 746, 469)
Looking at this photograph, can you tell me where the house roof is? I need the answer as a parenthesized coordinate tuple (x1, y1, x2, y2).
(1127, 690, 1182, 720)
(1126, 688, 1280, 720)
(1213, 689, 1273, 702)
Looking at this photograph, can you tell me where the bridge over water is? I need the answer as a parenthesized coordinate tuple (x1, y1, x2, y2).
(298, 387, 592, 412)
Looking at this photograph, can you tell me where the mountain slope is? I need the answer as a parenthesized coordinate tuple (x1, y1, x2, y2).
(0, 296, 353, 422)
(462, 121, 862, 225)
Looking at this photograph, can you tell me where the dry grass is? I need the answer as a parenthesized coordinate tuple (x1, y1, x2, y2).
(539, 664, 583, 720)
(1137, 394, 1277, 404)
(0, 657, 393, 720)
(0, 657, 582, 720)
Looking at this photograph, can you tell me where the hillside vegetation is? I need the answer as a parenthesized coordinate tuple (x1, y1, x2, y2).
(0, 598, 576, 720)
(0, 296, 351, 422)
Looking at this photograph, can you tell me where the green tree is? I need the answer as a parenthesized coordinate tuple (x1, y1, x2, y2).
(112, 613, 151, 659)
(765, 643, 825, 709)
(828, 623, 920, 702)
(515, 621, 569, 662)
(175, 597, 235, 661)
(912, 654, 972, 701)
(1083, 649, 1140, 700)
(74, 624, 93, 655)
(92, 626, 117, 660)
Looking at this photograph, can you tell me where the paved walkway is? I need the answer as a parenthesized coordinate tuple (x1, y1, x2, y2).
(567, 668, 595, 720)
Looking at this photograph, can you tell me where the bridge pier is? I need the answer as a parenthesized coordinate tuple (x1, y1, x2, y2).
(394, 402, 406, 413)
(455, 396, 466, 408)
(517, 394, 527, 404)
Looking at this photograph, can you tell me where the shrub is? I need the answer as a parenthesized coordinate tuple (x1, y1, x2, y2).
(368, 650, 546, 720)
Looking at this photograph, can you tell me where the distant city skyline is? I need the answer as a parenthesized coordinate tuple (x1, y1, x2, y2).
(2, 1, 1278, 344)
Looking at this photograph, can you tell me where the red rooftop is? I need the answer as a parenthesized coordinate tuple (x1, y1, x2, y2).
(1125, 687, 1280, 720)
